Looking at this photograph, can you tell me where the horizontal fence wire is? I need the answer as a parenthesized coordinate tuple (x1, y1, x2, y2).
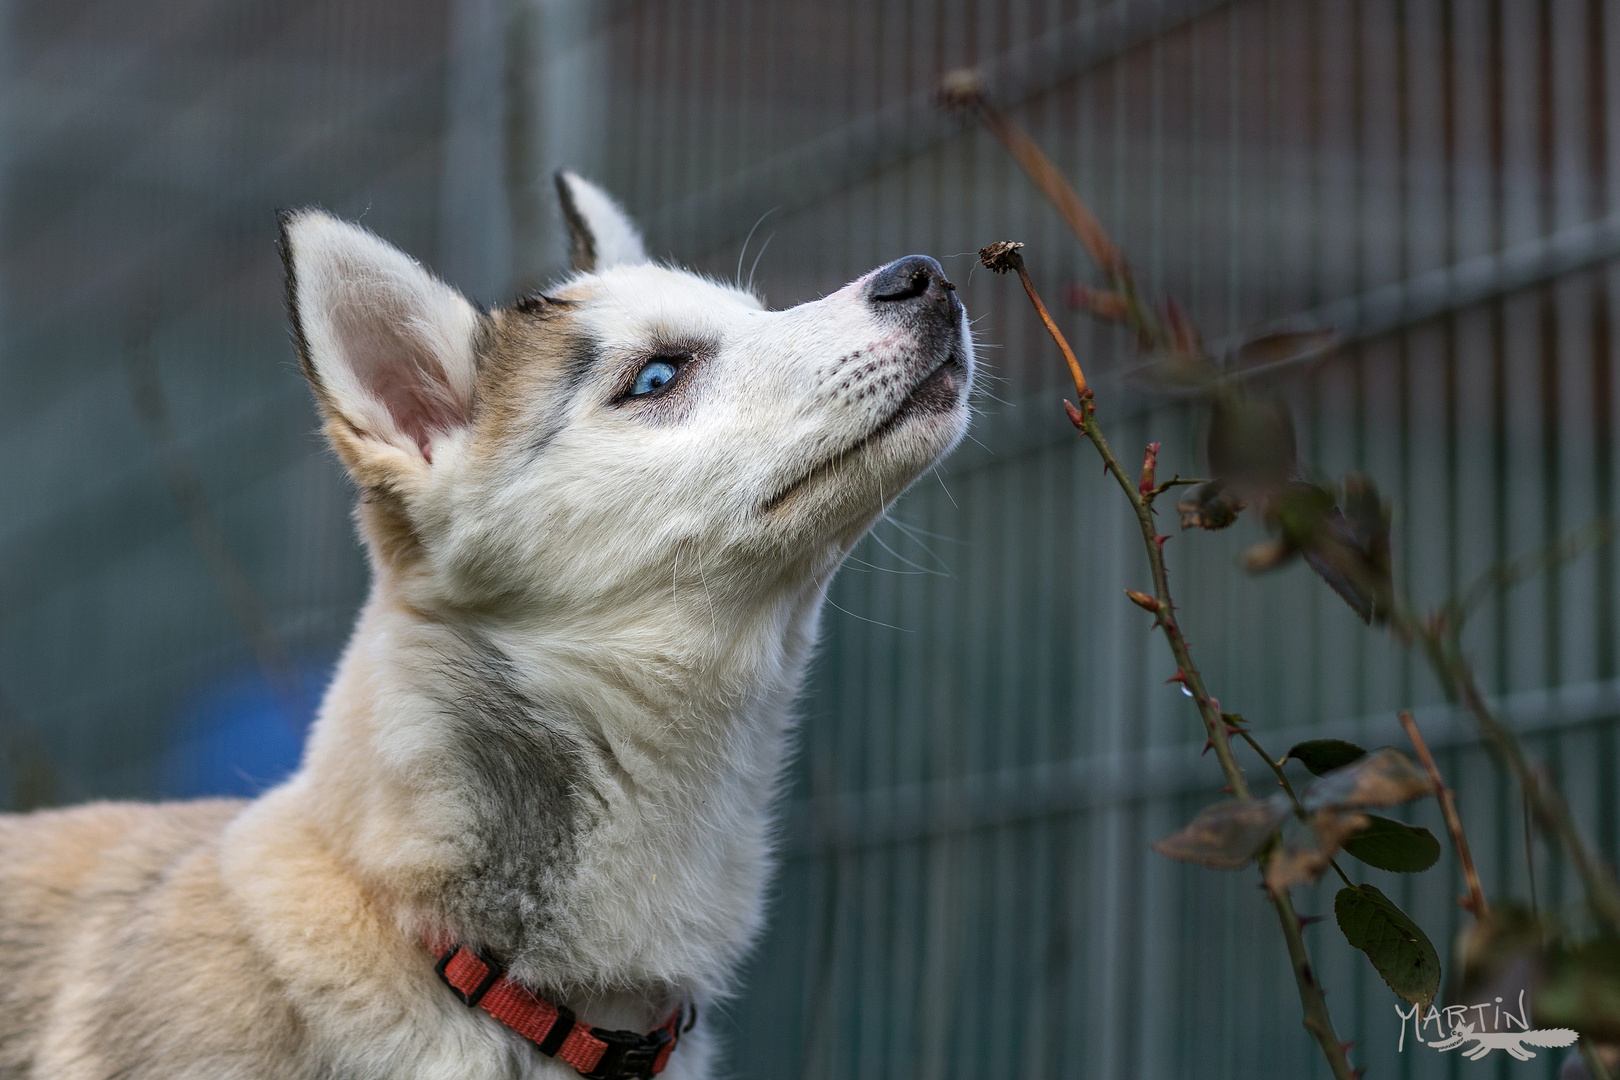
(600, 2, 1620, 1077)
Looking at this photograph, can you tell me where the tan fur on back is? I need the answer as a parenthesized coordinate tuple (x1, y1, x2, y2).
(0, 802, 260, 1075)
(0, 177, 972, 1079)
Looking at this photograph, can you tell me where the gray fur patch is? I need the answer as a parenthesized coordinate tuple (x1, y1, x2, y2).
(516, 330, 601, 462)
(427, 632, 604, 971)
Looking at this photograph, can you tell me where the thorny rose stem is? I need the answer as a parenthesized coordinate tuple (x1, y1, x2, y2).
(978, 241, 1357, 1080)
(1263, 459, 1620, 932)
(1346, 545, 1620, 932)
(1421, 626, 1620, 933)
(962, 67, 1620, 1059)
(1398, 710, 1488, 917)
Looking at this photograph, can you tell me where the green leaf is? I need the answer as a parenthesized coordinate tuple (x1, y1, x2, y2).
(1341, 815, 1441, 873)
(1296, 474, 1394, 625)
(1151, 794, 1292, 869)
(1335, 884, 1441, 1012)
(1286, 739, 1367, 776)
(1268, 481, 1339, 548)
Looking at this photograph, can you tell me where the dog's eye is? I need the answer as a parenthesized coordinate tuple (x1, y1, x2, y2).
(629, 359, 680, 397)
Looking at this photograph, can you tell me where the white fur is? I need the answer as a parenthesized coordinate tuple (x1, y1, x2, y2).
(557, 171, 648, 268)
(247, 188, 973, 1079)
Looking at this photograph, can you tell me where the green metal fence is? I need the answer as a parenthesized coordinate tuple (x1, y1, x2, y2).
(0, 1, 1615, 1076)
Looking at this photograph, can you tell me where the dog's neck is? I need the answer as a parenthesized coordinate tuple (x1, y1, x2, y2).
(290, 567, 823, 1024)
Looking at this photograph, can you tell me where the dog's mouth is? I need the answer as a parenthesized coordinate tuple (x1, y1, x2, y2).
(761, 351, 967, 513)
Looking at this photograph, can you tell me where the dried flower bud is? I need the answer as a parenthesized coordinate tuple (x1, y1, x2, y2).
(936, 68, 986, 111)
(978, 240, 1025, 274)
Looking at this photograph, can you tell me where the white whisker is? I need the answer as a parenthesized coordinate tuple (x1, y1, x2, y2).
(747, 232, 776, 292)
(734, 206, 779, 286)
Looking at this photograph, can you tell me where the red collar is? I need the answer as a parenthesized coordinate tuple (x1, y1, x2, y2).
(430, 940, 690, 1080)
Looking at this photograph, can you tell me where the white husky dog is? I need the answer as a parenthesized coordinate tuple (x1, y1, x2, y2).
(0, 173, 972, 1080)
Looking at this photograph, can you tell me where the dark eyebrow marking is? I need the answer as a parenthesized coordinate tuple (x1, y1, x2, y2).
(512, 293, 579, 315)
(561, 331, 601, 389)
(525, 331, 602, 459)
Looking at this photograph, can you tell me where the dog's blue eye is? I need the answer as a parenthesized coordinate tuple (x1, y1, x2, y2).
(630, 359, 679, 397)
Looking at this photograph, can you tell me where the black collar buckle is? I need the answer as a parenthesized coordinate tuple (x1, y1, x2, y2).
(583, 1024, 673, 1080)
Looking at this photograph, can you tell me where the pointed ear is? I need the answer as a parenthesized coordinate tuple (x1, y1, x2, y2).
(279, 209, 481, 491)
(554, 170, 647, 273)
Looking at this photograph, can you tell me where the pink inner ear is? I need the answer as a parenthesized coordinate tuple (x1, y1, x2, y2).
(337, 312, 472, 464)
(372, 368, 466, 463)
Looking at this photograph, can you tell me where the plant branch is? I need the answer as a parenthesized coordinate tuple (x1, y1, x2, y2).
(1237, 729, 1296, 805)
(1435, 642, 1620, 933)
(981, 243, 1247, 800)
(1301, 524, 1620, 933)
(1236, 727, 1355, 889)
(1447, 515, 1615, 630)
(982, 242, 1355, 1080)
(942, 74, 1120, 276)
(1398, 710, 1488, 917)
(959, 63, 1620, 1054)
(943, 71, 1168, 346)
(1270, 886, 1352, 1069)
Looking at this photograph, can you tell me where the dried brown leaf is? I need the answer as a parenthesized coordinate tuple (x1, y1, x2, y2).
(1233, 329, 1339, 372)
(1264, 809, 1370, 892)
(1452, 905, 1546, 1006)
(1302, 748, 1433, 813)
(1152, 794, 1291, 870)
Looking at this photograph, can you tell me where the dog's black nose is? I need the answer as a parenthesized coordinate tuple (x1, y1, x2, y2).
(866, 255, 954, 304)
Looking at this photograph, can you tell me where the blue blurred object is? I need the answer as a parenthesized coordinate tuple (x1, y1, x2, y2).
(159, 662, 331, 799)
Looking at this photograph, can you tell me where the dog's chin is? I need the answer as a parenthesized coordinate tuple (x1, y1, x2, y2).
(761, 351, 969, 522)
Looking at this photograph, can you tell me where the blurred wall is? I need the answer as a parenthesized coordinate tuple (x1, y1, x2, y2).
(1, 2, 1617, 1079)
(0, 0, 460, 802)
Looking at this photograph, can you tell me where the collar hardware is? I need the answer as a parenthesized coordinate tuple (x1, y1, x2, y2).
(429, 939, 685, 1080)
(583, 1025, 672, 1080)
(435, 942, 504, 1007)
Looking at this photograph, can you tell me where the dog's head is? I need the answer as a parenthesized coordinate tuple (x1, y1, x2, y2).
(280, 174, 972, 632)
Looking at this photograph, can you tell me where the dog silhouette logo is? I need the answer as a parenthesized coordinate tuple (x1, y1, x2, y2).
(1426, 1021, 1580, 1062)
